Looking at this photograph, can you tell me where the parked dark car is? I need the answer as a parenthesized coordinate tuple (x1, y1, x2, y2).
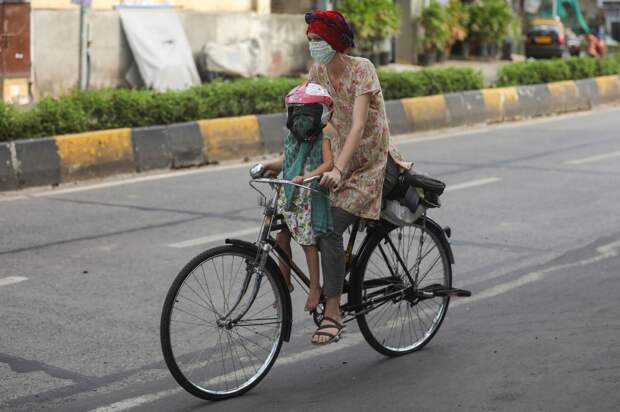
(525, 18, 572, 58)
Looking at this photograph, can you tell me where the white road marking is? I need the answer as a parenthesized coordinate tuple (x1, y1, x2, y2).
(90, 332, 365, 412)
(445, 177, 502, 192)
(454, 238, 620, 307)
(0, 195, 28, 203)
(90, 388, 182, 412)
(0, 162, 270, 203)
(564, 150, 620, 165)
(0, 276, 28, 287)
(90, 237, 620, 412)
(166, 227, 260, 248)
(32, 163, 256, 198)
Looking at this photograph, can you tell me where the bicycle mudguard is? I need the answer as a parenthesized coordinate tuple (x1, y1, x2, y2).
(225, 238, 293, 342)
(419, 217, 455, 265)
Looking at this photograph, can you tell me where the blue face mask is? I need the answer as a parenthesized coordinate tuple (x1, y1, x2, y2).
(309, 41, 336, 64)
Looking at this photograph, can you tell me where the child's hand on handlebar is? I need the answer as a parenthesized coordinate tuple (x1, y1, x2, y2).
(291, 176, 305, 184)
(320, 168, 341, 189)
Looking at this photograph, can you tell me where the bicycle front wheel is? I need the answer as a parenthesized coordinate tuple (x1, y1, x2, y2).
(160, 245, 288, 400)
(352, 220, 452, 357)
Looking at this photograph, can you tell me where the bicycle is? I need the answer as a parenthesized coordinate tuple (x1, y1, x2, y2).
(160, 170, 471, 400)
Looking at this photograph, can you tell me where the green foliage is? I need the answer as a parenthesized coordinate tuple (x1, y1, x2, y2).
(564, 57, 598, 79)
(338, 0, 400, 51)
(378, 67, 485, 100)
(0, 103, 16, 142)
(467, 0, 513, 45)
(420, 0, 450, 52)
(0, 68, 487, 141)
(496, 55, 620, 87)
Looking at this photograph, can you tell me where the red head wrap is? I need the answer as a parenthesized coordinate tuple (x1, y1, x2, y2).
(306, 10, 355, 53)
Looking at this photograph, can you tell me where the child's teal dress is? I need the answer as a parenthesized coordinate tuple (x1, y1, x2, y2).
(277, 133, 332, 246)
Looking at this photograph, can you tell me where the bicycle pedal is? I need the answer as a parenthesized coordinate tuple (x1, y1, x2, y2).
(440, 287, 472, 297)
(454, 288, 472, 297)
(419, 285, 471, 298)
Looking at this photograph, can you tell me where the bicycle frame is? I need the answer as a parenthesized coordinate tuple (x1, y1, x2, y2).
(224, 177, 464, 328)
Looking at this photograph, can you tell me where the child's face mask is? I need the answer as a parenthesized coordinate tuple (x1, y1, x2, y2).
(287, 104, 324, 144)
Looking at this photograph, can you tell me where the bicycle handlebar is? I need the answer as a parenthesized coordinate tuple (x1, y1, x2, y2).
(249, 176, 330, 201)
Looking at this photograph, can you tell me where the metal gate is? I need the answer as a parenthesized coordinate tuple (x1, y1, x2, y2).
(0, 0, 31, 77)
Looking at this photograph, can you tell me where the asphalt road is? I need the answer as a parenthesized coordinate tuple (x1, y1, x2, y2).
(1, 107, 620, 412)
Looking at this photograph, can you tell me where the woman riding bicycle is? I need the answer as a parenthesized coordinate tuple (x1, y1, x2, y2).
(305, 10, 411, 345)
(160, 10, 467, 400)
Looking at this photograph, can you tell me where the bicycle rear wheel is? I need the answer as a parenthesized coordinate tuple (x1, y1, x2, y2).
(160, 245, 288, 400)
(352, 220, 452, 357)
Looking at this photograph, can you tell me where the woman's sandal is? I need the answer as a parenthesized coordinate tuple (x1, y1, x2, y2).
(311, 316, 344, 346)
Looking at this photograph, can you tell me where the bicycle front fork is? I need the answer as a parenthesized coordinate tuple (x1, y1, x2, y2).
(218, 242, 271, 327)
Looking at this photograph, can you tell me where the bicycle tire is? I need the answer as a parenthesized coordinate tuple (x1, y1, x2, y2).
(160, 245, 289, 400)
(351, 220, 452, 357)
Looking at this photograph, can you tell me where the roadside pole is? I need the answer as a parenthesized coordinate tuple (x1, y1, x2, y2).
(75, 0, 91, 90)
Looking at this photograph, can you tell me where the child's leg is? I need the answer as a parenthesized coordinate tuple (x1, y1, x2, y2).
(275, 230, 293, 290)
(301, 244, 321, 312)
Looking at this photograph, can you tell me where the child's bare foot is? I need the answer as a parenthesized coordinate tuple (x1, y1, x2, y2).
(304, 288, 321, 312)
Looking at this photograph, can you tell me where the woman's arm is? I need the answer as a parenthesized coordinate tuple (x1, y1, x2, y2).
(320, 93, 370, 188)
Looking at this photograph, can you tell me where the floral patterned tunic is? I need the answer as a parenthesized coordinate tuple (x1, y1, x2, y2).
(309, 56, 411, 220)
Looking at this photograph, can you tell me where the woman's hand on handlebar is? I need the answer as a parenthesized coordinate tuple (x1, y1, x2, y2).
(320, 168, 341, 189)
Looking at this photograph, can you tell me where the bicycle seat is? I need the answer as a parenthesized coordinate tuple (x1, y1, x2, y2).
(401, 172, 445, 196)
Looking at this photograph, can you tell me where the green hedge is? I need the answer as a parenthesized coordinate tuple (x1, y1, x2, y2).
(496, 54, 620, 87)
(378, 67, 485, 100)
(0, 67, 483, 142)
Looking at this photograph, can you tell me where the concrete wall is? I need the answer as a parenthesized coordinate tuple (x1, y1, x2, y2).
(31, 0, 271, 13)
(32, 10, 131, 97)
(31, 10, 309, 97)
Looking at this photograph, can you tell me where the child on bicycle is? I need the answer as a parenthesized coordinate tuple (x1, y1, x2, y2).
(260, 82, 334, 313)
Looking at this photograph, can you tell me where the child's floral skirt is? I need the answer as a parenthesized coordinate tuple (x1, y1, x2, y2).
(277, 185, 315, 246)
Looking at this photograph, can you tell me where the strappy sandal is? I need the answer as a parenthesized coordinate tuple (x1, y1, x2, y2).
(311, 316, 344, 346)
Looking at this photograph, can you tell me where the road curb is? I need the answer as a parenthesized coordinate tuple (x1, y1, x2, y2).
(1, 75, 620, 192)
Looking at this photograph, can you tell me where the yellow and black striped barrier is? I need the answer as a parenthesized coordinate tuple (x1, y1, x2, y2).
(1, 75, 619, 192)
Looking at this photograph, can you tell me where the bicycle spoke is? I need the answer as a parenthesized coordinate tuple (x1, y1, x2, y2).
(177, 292, 217, 315)
(200, 264, 221, 316)
(211, 259, 227, 314)
(183, 278, 220, 318)
(172, 305, 216, 326)
(230, 329, 263, 373)
(417, 253, 442, 285)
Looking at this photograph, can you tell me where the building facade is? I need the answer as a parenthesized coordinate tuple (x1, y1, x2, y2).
(11, 0, 314, 98)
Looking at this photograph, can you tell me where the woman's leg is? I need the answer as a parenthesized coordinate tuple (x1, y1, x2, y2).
(312, 207, 358, 344)
(301, 244, 321, 312)
(275, 230, 293, 290)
